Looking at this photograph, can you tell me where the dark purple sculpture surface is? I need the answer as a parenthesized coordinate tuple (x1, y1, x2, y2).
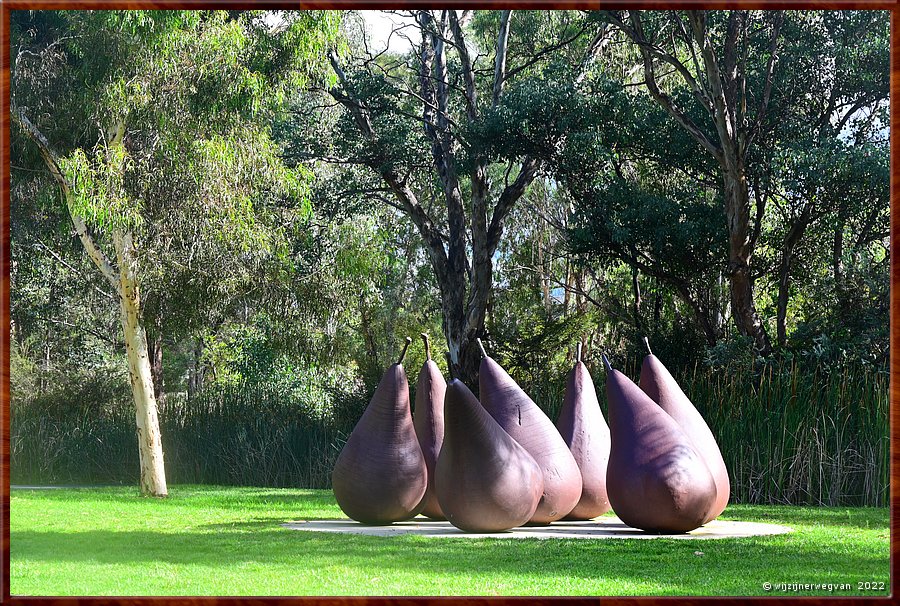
(639, 348, 729, 523)
(413, 334, 446, 520)
(435, 377, 544, 532)
(556, 349, 611, 520)
(478, 344, 582, 524)
(332, 345, 427, 525)
(605, 358, 716, 532)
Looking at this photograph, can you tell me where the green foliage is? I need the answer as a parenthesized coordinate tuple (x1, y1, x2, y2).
(59, 144, 142, 232)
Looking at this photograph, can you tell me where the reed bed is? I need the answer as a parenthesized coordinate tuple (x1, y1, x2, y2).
(11, 361, 888, 506)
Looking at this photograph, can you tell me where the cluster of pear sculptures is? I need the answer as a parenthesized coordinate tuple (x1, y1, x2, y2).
(331, 333, 729, 533)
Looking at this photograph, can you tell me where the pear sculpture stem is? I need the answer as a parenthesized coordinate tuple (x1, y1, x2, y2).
(475, 338, 487, 358)
(398, 336, 413, 364)
(643, 336, 652, 355)
(576, 342, 583, 363)
(421, 333, 432, 361)
(601, 353, 613, 372)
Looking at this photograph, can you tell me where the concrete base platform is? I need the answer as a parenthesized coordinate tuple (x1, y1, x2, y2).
(282, 516, 792, 540)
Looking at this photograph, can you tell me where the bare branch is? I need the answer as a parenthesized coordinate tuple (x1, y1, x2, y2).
(11, 103, 121, 292)
(616, 11, 723, 163)
(448, 10, 480, 120)
(492, 10, 512, 106)
(328, 46, 451, 283)
(487, 157, 541, 255)
(746, 11, 783, 150)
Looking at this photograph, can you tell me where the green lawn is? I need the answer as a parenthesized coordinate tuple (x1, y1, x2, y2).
(10, 485, 890, 596)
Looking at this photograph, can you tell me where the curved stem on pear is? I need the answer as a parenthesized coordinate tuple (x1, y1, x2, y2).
(397, 336, 413, 364)
(643, 336, 652, 355)
(475, 338, 487, 359)
(576, 342, 583, 363)
(601, 353, 613, 372)
(421, 333, 431, 361)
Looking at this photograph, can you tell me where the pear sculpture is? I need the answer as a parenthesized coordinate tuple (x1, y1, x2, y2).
(639, 337, 729, 522)
(435, 354, 544, 532)
(555, 343, 611, 520)
(477, 339, 582, 524)
(413, 333, 446, 520)
(604, 354, 717, 532)
(332, 337, 427, 525)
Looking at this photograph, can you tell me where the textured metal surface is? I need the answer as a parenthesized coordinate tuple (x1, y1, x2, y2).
(331, 363, 427, 525)
(479, 356, 583, 524)
(435, 379, 543, 533)
(640, 354, 731, 523)
(413, 358, 447, 520)
(606, 367, 717, 533)
(556, 361, 611, 520)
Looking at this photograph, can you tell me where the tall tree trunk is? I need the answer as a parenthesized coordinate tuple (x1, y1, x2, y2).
(115, 231, 168, 497)
(724, 171, 772, 355)
(618, 10, 781, 357)
(833, 214, 846, 295)
(631, 266, 642, 330)
(673, 282, 718, 347)
(538, 237, 552, 313)
(776, 209, 812, 347)
(12, 105, 168, 496)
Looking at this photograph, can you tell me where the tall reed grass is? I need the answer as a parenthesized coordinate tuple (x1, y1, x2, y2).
(11, 361, 888, 506)
(684, 362, 888, 507)
(11, 380, 367, 488)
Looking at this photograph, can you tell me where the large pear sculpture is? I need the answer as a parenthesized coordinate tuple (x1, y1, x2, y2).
(435, 355, 544, 532)
(477, 339, 582, 524)
(639, 338, 729, 522)
(555, 343, 611, 520)
(332, 337, 427, 525)
(604, 354, 717, 532)
(413, 333, 446, 520)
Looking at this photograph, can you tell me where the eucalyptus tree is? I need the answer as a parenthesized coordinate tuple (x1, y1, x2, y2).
(594, 10, 789, 354)
(309, 10, 605, 382)
(562, 10, 887, 354)
(11, 10, 340, 495)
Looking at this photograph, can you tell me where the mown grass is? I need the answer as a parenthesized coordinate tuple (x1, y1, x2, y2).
(10, 485, 890, 597)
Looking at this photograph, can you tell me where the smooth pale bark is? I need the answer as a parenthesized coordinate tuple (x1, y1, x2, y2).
(115, 231, 168, 497)
(12, 105, 168, 497)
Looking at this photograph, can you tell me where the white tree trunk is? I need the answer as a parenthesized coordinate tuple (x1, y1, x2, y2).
(115, 231, 168, 497)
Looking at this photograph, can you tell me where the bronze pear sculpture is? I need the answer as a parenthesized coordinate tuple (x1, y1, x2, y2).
(413, 333, 446, 519)
(477, 339, 582, 524)
(604, 354, 717, 533)
(332, 338, 427, 524)
(556, 343, 611, 520)
(639, 338, 729, 522)
(436, 360, 544, 532)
